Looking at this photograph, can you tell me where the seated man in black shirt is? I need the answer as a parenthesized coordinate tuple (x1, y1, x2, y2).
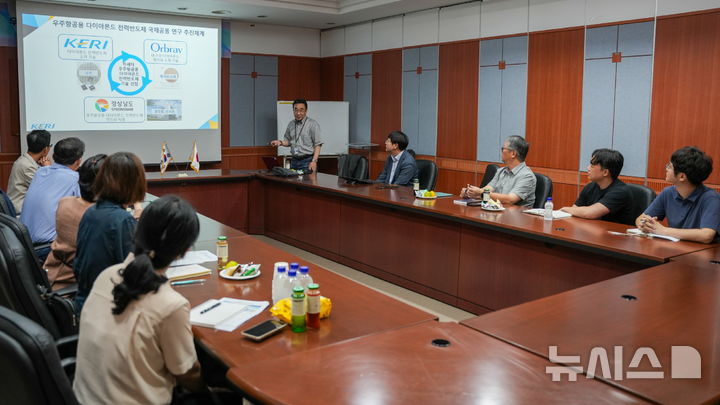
(560, 148, 634, 225)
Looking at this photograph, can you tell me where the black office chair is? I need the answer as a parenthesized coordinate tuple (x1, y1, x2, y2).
(533, 173, 553, 208)
(338, 154, 369, 180)
(0, 306, 79, 405)
(0, 214, 77, 339)
(480, 164, 499, 187)
(626, 183, 657, 221)
(0, 189, 16, 217)
(415, 159, 439, 190)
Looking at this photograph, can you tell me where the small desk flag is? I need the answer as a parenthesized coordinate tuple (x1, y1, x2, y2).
(160, 142, 173, 174)
(189, 141, 200, 173)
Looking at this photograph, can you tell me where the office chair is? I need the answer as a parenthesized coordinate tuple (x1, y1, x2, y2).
(0, 213, 77, 339)
(533, 173, 553, 208)
(0, 189, 16, 217)
(480, 164, 499, 187)
(0, 306, 79, 405)
(415, 159, 439, 190)
(338, 154, 369, 180)
(626, 183, 657, 221)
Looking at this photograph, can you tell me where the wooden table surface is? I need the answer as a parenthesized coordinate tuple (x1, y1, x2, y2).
(227, 322, 650, 405)
(174, 236, 437, 369)
(259, 173, 714, 264)
(461, 261, 720, 405)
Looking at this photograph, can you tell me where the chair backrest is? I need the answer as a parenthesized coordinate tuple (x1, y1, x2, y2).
(0, 306, 78, 405)
(338, 154, 369, 180)
(0, 189, 16, 217)
(533, 173, 553, 208)
(415, 159, 439, 190)
(626, 183, 657, 221)
(480, 164, 499, 187)
(0, 214, 76, 338)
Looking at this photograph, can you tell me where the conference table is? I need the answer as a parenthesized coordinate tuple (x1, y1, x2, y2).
(227, 322, 652, 405)
(145, 170, 720, 404)
(460, 260, 720, 405)
(175, 234, 436, 369)
(255, 172, 714, 314)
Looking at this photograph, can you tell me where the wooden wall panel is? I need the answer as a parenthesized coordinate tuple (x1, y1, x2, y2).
(526, 29, 584, 171)
(221, 146, 276, 170)
(320, 56, 344, 101)
(369, 159, 384, 180)
(221, 58, 230, 148)
(1, 153, 17, 190)
(0, 47, 19, 154)
(648, 11, 720, 183)
(551, 182, 580, 209)
(436, 41, 479, 161)
(435, 169, 478, 194)
(278, 56, 321, 101)
(370, 50, 402, 146)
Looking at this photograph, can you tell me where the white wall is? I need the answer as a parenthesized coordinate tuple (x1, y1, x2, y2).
(344, 22, 372, 54)
(231, 21, 320, 57)
(372, 16, 402, 51)
(320, 0, 720, 57)
(440, 2, 481, 43)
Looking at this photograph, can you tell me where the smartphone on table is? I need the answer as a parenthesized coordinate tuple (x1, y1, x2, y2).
(241, 319, 287, 341)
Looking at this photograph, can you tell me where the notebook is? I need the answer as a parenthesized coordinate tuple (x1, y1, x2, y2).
(626, 228, 680, 242)
(190, 298, 269, 330)
(166, 264, 211, 281)
(453, 199, 480, 206)
(523, 208, 572, 219)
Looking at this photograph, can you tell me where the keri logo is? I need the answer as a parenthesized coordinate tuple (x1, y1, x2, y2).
(63, 38, 110, 49)
(30, 123, 55, 130)
(546, 345, 701, 381)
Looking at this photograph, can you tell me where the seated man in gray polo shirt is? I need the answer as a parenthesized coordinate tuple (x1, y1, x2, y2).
(460, 135, 537, 207)
(271, 99, 323, 172)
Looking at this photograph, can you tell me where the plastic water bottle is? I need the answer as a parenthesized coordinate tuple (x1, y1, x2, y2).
(284, 269, 299, 299)
(298, 266, 314, 289)
(273, 262, 288, 280)
(544, 197, 554, 221)
(272, 266, 287, 304)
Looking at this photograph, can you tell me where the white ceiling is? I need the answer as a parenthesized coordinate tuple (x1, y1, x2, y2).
(36, 0, 479, 29)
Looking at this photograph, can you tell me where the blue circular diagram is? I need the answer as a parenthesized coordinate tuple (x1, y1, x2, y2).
(107, 51, 152, 96)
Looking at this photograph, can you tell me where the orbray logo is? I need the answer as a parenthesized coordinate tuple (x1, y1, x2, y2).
(30, 123, 55, 130)
(58, 35, 113, 61)
(63, 37, 110, 49)
(546, 345, 701, 382)
(144, 39, 187, 65)
(149, 42, 183, 54)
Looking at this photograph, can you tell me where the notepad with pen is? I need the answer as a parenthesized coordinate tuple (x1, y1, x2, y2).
(190, 298, 269, 331)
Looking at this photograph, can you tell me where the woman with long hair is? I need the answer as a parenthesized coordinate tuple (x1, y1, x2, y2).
(73, 195, 205, 405)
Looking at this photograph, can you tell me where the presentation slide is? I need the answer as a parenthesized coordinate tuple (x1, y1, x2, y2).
(21, 13, 218, 132)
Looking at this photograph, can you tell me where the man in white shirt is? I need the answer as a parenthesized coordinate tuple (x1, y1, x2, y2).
(7, 130, 52, 214)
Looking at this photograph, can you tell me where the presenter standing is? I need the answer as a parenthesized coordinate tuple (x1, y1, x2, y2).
(271, 99, 323, 172)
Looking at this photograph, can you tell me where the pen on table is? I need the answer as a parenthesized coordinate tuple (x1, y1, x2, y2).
(200, 302, 222, 314)
(171, 279, 205, 286)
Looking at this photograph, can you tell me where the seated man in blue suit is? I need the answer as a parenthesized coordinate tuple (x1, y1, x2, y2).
(376, 131, 418, 186)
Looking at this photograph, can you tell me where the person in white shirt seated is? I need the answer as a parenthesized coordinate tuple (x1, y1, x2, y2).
(73, 195, 207, 405)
